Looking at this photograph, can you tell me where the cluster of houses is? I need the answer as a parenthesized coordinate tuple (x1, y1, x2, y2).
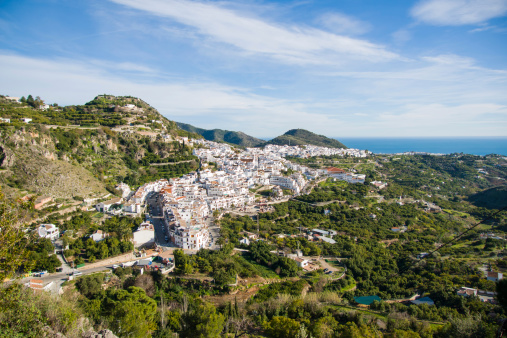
(0, 117, 33, 124)
(325, 167, 367, 184)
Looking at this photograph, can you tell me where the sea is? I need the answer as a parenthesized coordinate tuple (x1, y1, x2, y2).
(336, 137, 507, 156)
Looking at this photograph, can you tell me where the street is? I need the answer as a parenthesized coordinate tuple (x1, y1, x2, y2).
(146, 192, 169, 247)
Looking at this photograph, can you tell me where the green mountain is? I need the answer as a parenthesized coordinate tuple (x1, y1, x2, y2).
(177, 122, 266, 147)
(267, 129, 347, 148)
(468, 185, 507, 210)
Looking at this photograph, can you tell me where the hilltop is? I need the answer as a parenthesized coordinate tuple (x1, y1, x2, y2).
(177, 122, 266, 147)
(267, 129, 347, 148)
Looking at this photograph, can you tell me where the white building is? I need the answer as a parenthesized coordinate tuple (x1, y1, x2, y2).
(115, 183, 131, 199)
(487, 271, 503, 282)
(37, 224, 59, 240)
(96, 197, 122, 213)
(123, 201, 142, 214)
(171, 223, 209, 250)
(89, 230, 108, 242)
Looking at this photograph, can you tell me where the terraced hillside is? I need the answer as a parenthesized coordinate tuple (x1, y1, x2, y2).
(0, 95, 200, 203)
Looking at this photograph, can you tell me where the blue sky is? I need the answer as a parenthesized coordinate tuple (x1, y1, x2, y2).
(1, 0, 506, 138)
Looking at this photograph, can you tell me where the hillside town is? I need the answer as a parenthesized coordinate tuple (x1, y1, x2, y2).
(92, 140, 371, 252)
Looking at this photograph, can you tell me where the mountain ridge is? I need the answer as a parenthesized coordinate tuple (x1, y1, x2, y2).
(177, 122, 266, 147)
(266, 128, 347, 148)
(177, 122, 347, 149)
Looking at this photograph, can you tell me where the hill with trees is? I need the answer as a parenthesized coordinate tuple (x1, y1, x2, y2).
(468, 185, 507, 210)
(177, 122, 266, 147)
(267, 129, 347, 148)
(0, 94, 200, 203)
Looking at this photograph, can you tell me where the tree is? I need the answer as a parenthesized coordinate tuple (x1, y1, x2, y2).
(104, 286, 157, 337)
(0, 188, 33, 280)
(134, 274, 156, 297)
(26, 95, 35, 108)
(277, 257, 300, 277)
(264, 316, 300, 338)
(76, 274, 104, 298)
(174, 249, 193, 275)
(182, 302, 225, 338)
(497, 278, 507, 312)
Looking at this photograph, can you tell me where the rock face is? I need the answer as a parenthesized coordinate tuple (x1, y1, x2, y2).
(42, 328, 118, 338)
(107, 138, 117, 151)
(17, 149, 107, 199)
(0, 145, 15, 167)
(82, 329, 118, 338)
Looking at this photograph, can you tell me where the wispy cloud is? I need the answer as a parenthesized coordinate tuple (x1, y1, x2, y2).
(411, 0, 507, 26)
(318, 12, 371, 35)
(0, 52, 341, 137)
(392, 29, 412, 44)
(109, 0, 398, 65)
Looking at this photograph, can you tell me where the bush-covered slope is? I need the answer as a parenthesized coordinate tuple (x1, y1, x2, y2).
(177, 122, 266, 147)
(468, 185, 507, 210)
(267, 129, 347, 148)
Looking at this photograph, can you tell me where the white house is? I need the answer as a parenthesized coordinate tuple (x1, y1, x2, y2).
(457, 287, 477, 297)
(487, 271, 503, 282)
(239, 237, 250, 245)
(123, 201, 142, 214)
(37, 224, 60, 240)
(96, 197, 122, 213)
(0, 118, 10, 123)
(89, 230, 108, 242)
(294, 257, 309, 268)
(20, 118, 32, 123)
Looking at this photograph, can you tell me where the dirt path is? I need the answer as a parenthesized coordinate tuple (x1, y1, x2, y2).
(28, 203, 82, 224)
(149, 160, 195, 166)
(77, 252, 136, 270)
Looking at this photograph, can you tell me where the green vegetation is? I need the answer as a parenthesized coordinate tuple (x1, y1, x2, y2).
(267, 129, 347, 148)
(468, 185, 507, 210)
(177, 122, 266, 147)
(1, 94, 507, 337)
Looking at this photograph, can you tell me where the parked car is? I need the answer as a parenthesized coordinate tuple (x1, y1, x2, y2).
(56, 267, 63, 272)
(323, 268, 329, 272)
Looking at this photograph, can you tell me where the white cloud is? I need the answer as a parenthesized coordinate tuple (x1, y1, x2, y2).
(411, 0, 507, 26)
(0, 52, 341, 137)
(376, 103, 507, 136)
(392, 29, 412, 44)
(1, 51, 505, 137)
(318, 12, 371, 35)
(109, 0, 397, 65)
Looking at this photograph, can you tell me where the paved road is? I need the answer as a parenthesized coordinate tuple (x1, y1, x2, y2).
(146, 193, 169, 247)
(145, 192, 221, 250)
(16, 265, 112, 294)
